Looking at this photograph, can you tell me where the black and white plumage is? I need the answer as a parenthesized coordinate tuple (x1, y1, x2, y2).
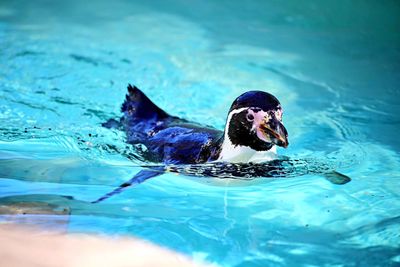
(218, 90, 288, 163)
(92, 85, 289, 203)
(116, 85, 288, 164)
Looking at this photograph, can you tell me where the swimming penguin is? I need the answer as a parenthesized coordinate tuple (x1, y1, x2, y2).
(93, 84, 348, 203)
(92, 84, 288, 202)
(110, 84, 287, 163)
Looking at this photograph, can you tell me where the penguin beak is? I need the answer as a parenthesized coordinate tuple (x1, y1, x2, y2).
(257, 118, 289, 148)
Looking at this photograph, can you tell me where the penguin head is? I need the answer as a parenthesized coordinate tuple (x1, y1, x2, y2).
(224, 91, 288, 152)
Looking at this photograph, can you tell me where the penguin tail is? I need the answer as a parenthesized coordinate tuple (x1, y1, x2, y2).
(121, 84, 170, 120)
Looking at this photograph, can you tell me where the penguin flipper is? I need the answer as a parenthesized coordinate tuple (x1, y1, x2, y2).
(323, 171, 351, 185)
(121, 84, 170, 120)
(91, 167, 165, 203)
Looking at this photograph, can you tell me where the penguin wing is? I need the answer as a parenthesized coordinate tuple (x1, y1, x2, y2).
(91, 166, 165, 203)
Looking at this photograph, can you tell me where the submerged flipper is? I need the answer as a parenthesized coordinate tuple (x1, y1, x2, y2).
(323, 171, 351, 185)
(92, 167, 165, 203)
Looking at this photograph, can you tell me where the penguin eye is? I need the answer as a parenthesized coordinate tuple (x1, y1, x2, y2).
(246, 114, 254, 121)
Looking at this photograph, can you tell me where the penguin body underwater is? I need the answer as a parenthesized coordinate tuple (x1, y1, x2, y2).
(93, 84, 348, 203)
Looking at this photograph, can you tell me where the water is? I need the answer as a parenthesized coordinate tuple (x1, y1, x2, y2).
(1, 0, 400, 266)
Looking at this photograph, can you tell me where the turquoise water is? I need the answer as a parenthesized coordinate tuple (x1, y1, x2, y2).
(1, 0, 400, 266)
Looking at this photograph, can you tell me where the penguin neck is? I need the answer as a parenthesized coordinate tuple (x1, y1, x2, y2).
(216, 108, 277, 163)
(217, 137, 277, 163)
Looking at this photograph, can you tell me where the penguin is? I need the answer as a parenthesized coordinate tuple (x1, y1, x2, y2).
(92, 84, 348, 203)
(92, 84, 288, 203)
(109, 84, 288, 164)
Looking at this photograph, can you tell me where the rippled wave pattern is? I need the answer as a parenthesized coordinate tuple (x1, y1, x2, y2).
(1, 0, 400, 266)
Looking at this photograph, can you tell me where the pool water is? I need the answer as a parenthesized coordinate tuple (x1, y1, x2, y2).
(1, 0, 400, 266)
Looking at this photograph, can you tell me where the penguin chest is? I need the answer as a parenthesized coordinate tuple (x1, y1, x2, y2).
(217, 140, 277, 163)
